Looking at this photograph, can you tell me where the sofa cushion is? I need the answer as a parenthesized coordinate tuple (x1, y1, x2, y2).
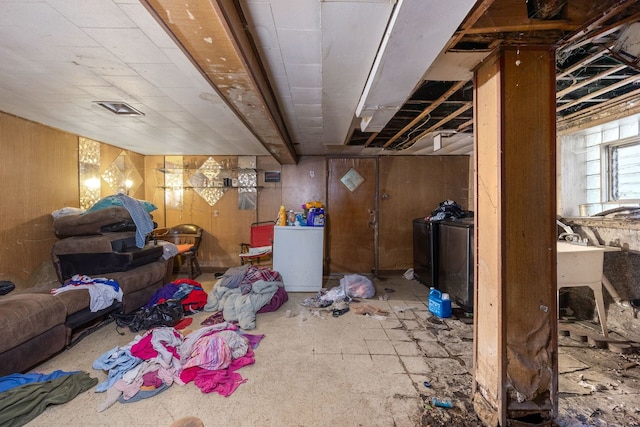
(53, 207, 135, 237)
(54, 290, 91, 316)
(102, 260, 168, 295)
(0, 293, 67, 353)
(22, 282, 91, 316)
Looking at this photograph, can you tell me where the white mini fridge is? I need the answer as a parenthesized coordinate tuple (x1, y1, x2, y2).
(273, 226, 324, 292)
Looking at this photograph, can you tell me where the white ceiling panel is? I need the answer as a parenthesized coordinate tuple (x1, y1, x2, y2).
(47, 0, 136, 28)
(283, 63, 322, 88)
(101, 75, 165, 98)
(290, 87, 322, 105)
(83, 28, 170, 64)
(321, 0, 395, 146)
(118, 4, 178, 50)
(355, 0, 476, 132)
(0, 0, 479, 159)
(277, 29, 322, 65)
(0, 0, 267, 156)
(69, 47, 138, 77)
(270, 0, 320, 30)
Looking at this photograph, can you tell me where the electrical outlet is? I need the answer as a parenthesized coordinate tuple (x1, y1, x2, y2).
(309, 170, 315, 178)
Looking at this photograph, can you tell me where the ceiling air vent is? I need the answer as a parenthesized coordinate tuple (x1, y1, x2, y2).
(94, 101, 144, 116)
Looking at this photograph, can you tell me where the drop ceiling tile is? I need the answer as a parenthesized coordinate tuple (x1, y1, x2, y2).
(283, 63, 321, 88)
(83, 28, 170, 64)
(138, 96, 182, 113)
(297, 116, 323, 127)
(271, 75, 293, 98)
(161, 87, 217, 107)
(37, 62, 107, 87)
(55, 46, 135, 77)
(162, 48, 214, 85)
(0, 3, 98, 48)
(129, 62, 193, 88)
(77, 84, 129, 100)
(321, 0, 393, 147)
(270, 0, 320, 31)
(47, 0, 135, 28)
(277, 29, 321, 64)
(101, 75, 165, 98)
(257, 48, 286, 78)
(241, 3, 279, 50)
(119, 3, 177, 49)
(290, 87, 321, 105)
(299, 127, 324, 136)
(294, 104, 322, 117)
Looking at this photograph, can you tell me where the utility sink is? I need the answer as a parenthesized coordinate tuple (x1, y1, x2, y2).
(557, 241, 607, 336)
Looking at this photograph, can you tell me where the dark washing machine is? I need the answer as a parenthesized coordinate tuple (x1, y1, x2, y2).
(437, 218, 474, 312)
(412, 218, 439, 288)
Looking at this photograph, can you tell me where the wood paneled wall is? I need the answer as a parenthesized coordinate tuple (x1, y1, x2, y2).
(0, 110, 471, 281)
(378, 156, 470, 270)
(0, 112, 78, 289)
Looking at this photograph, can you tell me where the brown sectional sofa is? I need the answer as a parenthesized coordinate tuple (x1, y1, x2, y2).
(0, 259, 172, 377)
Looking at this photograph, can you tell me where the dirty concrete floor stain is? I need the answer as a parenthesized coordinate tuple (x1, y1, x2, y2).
(23, 273, 640, 426)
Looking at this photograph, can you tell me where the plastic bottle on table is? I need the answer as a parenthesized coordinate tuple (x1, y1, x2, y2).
(279, 205, 287, 226)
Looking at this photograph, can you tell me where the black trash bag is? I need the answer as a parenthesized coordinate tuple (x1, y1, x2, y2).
(430, 200, 465, 221)
(113, 299, 184, 333)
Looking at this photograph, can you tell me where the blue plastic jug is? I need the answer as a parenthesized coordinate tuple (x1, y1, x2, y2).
(428, 288, 452, 318)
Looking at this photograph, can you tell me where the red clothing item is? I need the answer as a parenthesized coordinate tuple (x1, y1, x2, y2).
(172, 278, 202, 287)
(130, 330, 181, 360)
(180, 348, 255, 396)
(181, 289, 208, 312)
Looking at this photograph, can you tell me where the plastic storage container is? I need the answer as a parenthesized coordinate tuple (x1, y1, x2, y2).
(428, 288, 452, 318)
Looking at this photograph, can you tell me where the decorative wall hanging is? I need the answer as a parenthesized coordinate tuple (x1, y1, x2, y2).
(79, 137, 101, 209)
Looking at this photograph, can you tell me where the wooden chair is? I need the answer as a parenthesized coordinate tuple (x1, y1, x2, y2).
(153, 224, 203, 279)
(239, 221, 275, 265)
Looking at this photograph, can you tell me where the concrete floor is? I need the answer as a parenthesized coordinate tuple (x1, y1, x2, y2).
(20, 273, 640, 427)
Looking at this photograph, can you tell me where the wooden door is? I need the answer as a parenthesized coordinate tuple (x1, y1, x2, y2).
(327, 158, 377, 274)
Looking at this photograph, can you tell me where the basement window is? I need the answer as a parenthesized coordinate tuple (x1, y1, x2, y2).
(559, 112, 640, 217)
(608, 138, 640, 201)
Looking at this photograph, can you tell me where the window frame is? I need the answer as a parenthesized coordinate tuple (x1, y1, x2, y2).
(605, 136, 640, 203)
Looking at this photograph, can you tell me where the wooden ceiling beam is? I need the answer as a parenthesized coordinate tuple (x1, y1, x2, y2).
(559, 0, 638, 47)
(457, 119, 474, 133)
(558, 88, 640, 133)
(382, 80, 468, 149)
(557, 73, 640, 112)
(399, 102, 473, 149)
(364, 132, 379, 148)
(446, 0, 497, 50)
(556, 46, 612, 79)
(464, 21, 580, 35)
(556, 64, 627, 98)
(559, 12, 640, 56)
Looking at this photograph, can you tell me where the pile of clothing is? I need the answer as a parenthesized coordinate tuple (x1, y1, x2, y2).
(144, 278, 208, 313)
(93, 322, 263, 412)
(114, 279, 209, 333)
(204, 265, 288, 329)
(428, 199, 466, 221)
(51, 274, 123, 312)
(0, 370, 97, 426)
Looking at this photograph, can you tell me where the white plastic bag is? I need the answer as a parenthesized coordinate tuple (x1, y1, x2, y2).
(340, 274, 375, 299)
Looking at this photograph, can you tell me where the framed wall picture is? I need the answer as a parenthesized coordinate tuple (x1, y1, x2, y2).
(264, 171, 281, 183)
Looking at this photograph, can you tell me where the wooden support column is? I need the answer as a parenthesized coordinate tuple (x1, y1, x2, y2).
(473, 46, 558, 426)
